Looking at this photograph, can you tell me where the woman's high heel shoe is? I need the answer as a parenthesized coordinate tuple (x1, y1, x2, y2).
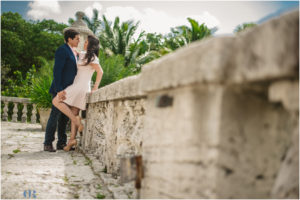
(76, 116, 84, 132)
(63, 139, 77, 152)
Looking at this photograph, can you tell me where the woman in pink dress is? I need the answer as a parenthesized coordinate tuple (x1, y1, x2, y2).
(52, 35, 103, 151)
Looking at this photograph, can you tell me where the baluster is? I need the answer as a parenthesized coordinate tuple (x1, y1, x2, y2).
(31, 104, 37, 123)
(12, 102, 18, 122)
(22, 103, 28, 123)
(2, 101, 9, 121)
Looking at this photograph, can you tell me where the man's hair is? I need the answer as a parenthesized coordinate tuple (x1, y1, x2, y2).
(64, 29, 80, 43)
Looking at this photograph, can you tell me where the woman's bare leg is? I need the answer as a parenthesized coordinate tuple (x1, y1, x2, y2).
(52, 95, 81, 127)
(70, 106, 80, 140)
(64, 106, 81, 151)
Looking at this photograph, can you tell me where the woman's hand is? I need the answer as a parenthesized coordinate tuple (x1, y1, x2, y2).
(57, 90, 66, 101)
(87, 88, 97, 96)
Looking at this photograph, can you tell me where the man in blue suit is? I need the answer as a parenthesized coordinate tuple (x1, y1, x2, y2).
(44, 29, 80, 152)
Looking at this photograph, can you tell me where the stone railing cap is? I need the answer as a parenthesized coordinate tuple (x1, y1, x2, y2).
(140, 10, 299, 93)
(87, 10, 298, 103)
(87, 74, 145, 103)
(1, 96, 31, 103)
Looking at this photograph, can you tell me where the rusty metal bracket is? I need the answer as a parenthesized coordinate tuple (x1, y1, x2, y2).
(120, 155, 144, 189)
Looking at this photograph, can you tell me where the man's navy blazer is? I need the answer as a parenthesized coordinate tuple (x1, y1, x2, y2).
(49, 43, 77, 95)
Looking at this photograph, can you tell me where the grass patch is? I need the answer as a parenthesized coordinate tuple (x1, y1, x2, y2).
(13, 149, 20, 154)
(73, 160, 77, 165)
(8, 154, 14, 158)
(96, 184, 102, 190)
(63, 176, 69, 184)
(96, 193, 105, 199)
(84, 157, 92, 166)
(128, 191, 134, 199)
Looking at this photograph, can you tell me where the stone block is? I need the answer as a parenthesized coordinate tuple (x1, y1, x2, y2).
(141, 84, 295, 198)
(269, 80, 299, 111)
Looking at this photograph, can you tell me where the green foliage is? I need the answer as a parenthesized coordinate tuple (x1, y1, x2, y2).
(132, 33, 172, 66)
(99, 15, 145, 67)
(83, 9, 103, 35)
(187, 18, 211, 42)
(145, 33, 165, 51)
(92, 50, 138, 88)
(84, 157, 93, 165)
(96, 193, 105, 199)
(164, 18, 212, 51)
(8, 154, 14, 158)
(1, 12, 66, 89)
(1, 63, 39, 122)
(29, 60, 53, 108)
(35, 19, 67, 34)
(1, 65, 36, 98)
(1, 12, 28, 76)
(234, 22, 257, 33)
(13, 149, 21, 154)
(1, 29, 25, 67)
(68, 18, 75, 26)
(2, 12, 219, 106)
(1, 58, 53, 110)
(63, 176, 69, 183)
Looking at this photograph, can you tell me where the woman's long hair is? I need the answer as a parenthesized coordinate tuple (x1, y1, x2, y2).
(84, 35, 100, 65)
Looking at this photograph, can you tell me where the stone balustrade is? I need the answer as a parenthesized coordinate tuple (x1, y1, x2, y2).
(1, 96, 37, 123)
(79, 10, 299, 199)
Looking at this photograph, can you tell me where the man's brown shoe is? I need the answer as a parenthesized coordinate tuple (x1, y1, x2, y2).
(44, 144, 56, 152)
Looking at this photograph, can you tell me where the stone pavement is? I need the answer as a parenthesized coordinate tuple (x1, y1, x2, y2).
(1, 122, 114, 199)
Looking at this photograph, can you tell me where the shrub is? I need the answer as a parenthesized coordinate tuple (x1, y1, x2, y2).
(92, 50, 138, 88)
(29, 60, 53, 108)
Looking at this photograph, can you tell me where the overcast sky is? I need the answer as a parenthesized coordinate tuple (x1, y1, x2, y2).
(1, 1, 299, 35)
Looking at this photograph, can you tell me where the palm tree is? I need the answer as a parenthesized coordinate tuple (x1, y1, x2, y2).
(133, 33, 171, 69)
(164, 17, 213, 50)
(234, 22, 256, 33)
(99, 15, 144, 66)
(164, 29, 188, 50)
(82, 9, 102, 35)
(186, 18, 211, 42)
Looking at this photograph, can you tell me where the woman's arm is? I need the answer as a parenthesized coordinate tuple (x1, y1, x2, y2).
(90, 63, 103, 92)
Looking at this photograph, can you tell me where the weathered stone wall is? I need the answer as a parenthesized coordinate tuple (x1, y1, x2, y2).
(80, 10, 299, 199)
(80, 75, 146, 176)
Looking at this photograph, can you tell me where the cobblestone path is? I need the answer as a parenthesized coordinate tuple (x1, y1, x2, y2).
(1, 122, 113, 199)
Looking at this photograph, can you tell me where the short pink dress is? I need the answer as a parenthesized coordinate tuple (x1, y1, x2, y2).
(63, 52, 99, 110)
